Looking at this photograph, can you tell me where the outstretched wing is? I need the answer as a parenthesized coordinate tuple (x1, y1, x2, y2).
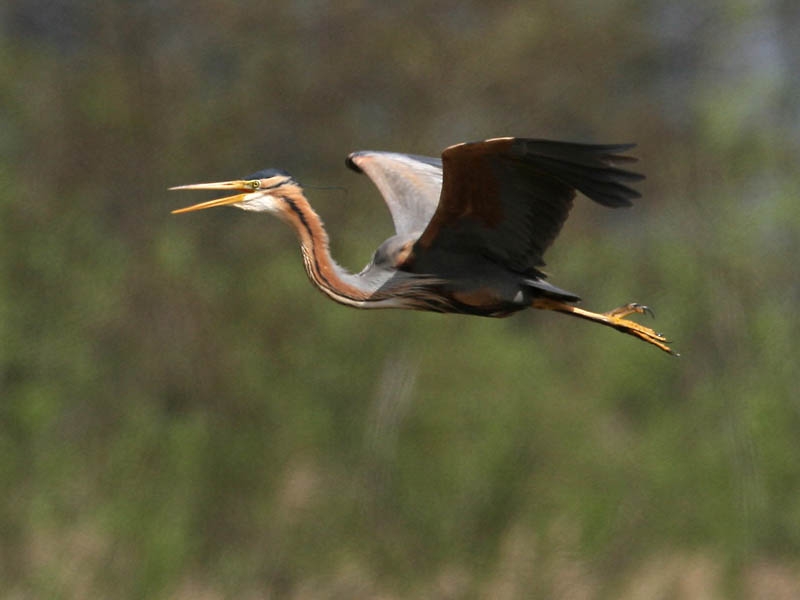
(346, 151, 443, 236)
(413, 137, 644, 273)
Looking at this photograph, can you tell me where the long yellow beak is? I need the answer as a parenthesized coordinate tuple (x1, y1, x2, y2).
(169, 180, 254, 214)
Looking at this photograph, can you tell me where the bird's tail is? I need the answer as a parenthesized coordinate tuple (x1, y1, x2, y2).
(523, 278, 581, 302)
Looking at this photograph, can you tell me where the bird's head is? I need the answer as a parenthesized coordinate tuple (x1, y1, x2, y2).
(170, 168, 300, 214)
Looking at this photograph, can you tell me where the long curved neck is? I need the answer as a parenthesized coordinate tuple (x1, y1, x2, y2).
(275, 188, 378, 307)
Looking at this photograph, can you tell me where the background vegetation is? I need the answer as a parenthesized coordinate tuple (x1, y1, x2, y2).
(2, 1, 798, 597)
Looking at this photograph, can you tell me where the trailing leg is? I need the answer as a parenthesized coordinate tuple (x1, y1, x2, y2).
(531, 298, 677, 355)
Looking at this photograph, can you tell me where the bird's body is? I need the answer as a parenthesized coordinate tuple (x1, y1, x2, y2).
(172, 137, 675, 354)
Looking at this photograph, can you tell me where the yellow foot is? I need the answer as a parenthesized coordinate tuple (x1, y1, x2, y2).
(604, 311, 675, 356)
(532, 298, 678, 356)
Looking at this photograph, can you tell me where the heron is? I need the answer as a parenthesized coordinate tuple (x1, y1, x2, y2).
(171, 137, 675, 355)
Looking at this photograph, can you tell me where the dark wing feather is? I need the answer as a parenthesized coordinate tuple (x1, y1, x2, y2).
(346, 151, 443, 236)
(413, 137, 643, 272)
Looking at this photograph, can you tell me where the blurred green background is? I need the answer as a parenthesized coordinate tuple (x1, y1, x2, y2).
(2, 1, 799, 598)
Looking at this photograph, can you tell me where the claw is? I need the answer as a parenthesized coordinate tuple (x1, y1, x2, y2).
(604, 304, 676, 355)
(604, 302, 657, 320)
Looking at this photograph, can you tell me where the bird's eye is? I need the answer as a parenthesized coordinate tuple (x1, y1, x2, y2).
(249, 180, 261, 189)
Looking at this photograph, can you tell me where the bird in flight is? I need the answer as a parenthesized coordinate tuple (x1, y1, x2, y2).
(171, 137, 675, 354)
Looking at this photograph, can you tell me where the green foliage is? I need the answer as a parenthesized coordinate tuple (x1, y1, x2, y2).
(2, 2, 799, 597)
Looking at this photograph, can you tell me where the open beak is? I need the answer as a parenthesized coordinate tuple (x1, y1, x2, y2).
(169, 180, 254, 214)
